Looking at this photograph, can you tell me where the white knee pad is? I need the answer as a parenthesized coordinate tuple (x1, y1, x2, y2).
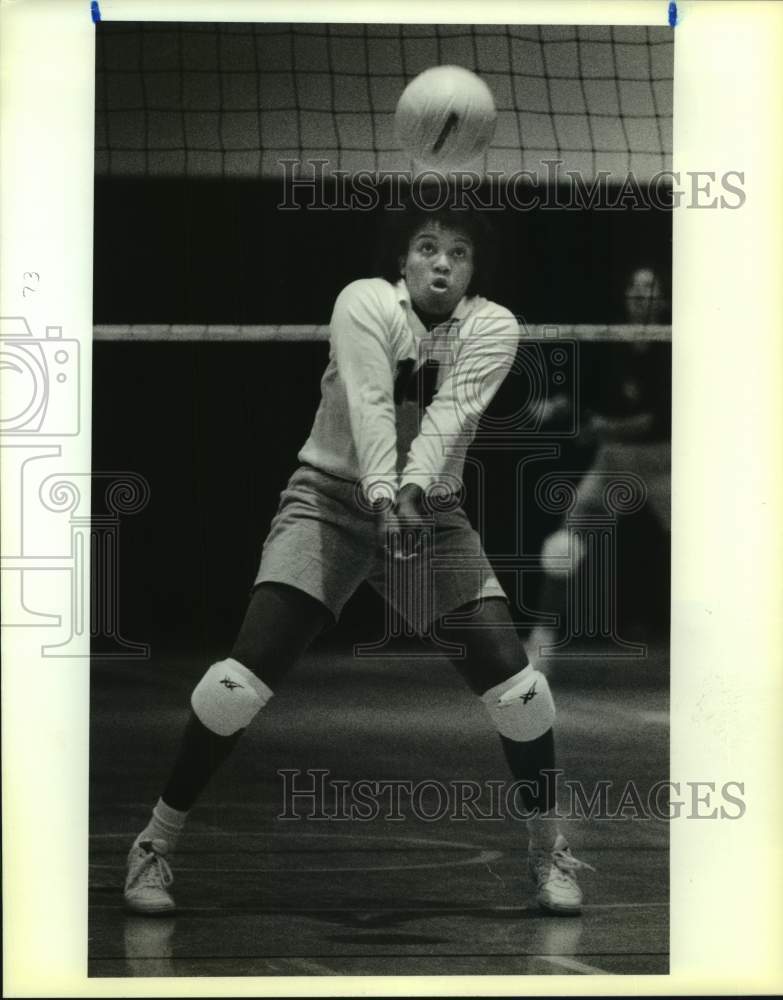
(481, 665, 555, 742)
(191, 658, 273, 736)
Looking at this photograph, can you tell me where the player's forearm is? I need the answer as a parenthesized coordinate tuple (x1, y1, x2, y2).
(343, 393, 399, 502)
(350, 405, 400, 506)
(331, 283, 400, 502)
(400, 422, 473, 495)
(401, 320, 518, 493)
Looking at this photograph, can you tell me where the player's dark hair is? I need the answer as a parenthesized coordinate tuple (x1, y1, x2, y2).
(374, 187, 496, 298)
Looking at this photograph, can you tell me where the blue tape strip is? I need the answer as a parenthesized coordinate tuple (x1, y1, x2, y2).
(668, 1, 678, 27)
(91, 0, 101, 23)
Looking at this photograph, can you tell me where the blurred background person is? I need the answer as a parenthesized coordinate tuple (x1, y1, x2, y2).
(527, 265, 671, 666)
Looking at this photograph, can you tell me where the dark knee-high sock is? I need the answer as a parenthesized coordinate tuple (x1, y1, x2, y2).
(161, 712, 245, 812)
(132, 714, 244, 852)
(136, 586, 329, 851)
(136, 657, 271, 849)
(499, 728, 557, 812)
(159, 652, 276, 812)
(500, 728, 560, 848)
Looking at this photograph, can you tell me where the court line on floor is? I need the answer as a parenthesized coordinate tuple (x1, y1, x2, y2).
(91, 848, 503, 875)
(283, 957, 338, 976)
(89, 950, 667, 961)
(584, 901, 668, 909)
(91, 832, 670, 846)
(92, 830, 507, 873)
(536, 954, 613, 975)
(92, 831, 494, 844)
(89, 901, 668, 913)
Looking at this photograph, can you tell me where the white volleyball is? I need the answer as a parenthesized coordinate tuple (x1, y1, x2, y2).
(394, 65, 498, 169)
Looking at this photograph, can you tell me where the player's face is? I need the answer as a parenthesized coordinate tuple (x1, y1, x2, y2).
(399, 223, 474, 317)
(625, 268, 663, 324)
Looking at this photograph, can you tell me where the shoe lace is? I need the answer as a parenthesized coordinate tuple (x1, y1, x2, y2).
(134, 847, 173, 890)
(531, 844, 596, 885)
(551, 846, 596, 879)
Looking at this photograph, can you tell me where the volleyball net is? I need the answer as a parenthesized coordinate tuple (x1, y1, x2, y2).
(94, 21, 673, 343)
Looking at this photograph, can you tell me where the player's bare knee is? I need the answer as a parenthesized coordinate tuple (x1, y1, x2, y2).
(191, 658, 273, 736)
(480, 665, 556, 741)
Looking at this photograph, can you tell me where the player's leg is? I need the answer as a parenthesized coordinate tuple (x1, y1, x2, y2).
(124, 581, 332, 914)
(163, 581, 333, 811)
(526, 526, 578, 669)
(527, 462, 605, 667)
(437, 596, 558, 832)
(125, 466, 375, 913)
(438, 596, 593, 914)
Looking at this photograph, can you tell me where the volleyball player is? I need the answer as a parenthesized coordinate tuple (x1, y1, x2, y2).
(528, 265, 672, 661)
(124, 198, 593, 916)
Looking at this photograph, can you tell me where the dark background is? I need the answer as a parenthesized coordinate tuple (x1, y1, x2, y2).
(93, 178, 672, 325)
(92, 178, 671, 656)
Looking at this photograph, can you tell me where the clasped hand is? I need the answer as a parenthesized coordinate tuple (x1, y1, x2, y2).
(382, 484, 429, 561)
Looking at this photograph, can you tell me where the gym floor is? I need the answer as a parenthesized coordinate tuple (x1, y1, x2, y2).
(89, 642, 669, 978)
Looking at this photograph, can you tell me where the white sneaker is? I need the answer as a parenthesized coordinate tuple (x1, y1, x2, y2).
(124, 838, 175, 914)
(528, 833, 594, 915)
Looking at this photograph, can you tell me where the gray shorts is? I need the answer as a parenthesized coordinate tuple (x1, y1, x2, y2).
(255, 465, 506, 629)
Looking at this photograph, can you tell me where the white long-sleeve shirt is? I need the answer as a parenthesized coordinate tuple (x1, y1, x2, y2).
(298, 277, 520, 502)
